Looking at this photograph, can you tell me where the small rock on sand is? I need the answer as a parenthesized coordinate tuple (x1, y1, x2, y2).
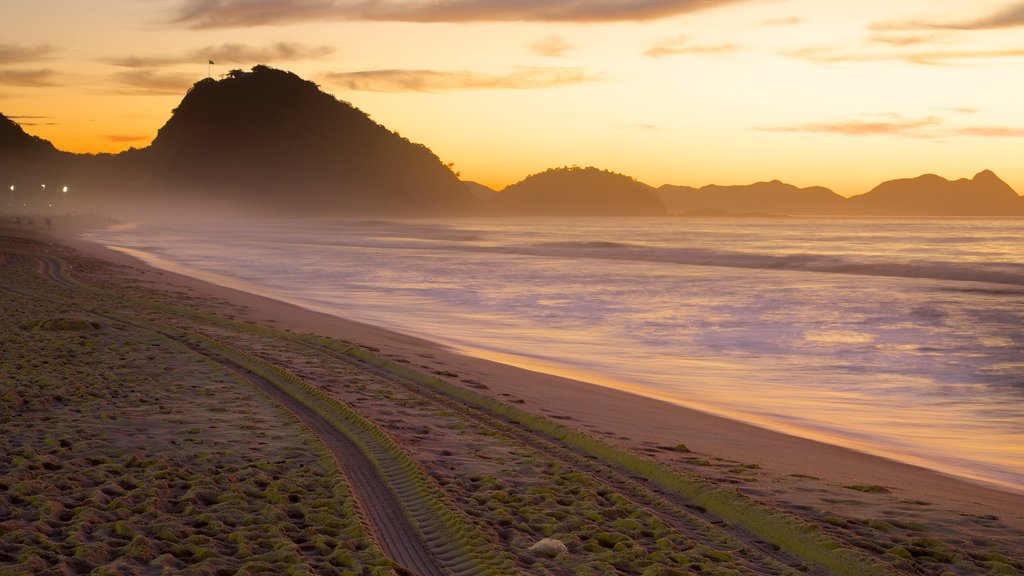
(529, 538, 568, 557)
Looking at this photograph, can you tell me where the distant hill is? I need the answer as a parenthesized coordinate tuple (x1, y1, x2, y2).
(488, 167, 665, 216)
(658, 180, 846, 216)
(143, 66, 474, 215)
(847, 170, 1024, 216)
(463, 181, 498, 201)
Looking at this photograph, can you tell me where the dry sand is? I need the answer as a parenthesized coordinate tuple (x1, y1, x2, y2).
(54, 227, 1023, 530)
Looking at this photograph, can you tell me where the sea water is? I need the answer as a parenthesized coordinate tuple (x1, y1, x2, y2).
(85, 217, 1024, 492)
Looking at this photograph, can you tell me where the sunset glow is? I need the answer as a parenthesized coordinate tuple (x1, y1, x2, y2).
(3, 0, 1024, 194)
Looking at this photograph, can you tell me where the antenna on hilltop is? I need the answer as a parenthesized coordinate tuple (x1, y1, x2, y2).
(208, 59, 214, 78)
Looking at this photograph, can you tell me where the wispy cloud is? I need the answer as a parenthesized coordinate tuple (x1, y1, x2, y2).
(873, 1, 1024, 30)
(112, 70, 197, 95)
(530, 36, 571, 58)
(0, 69, 59, 87)
(760, 114, 1024, 138)
(323, 67, 598, 92)
(0, 43, 55, 64)
(107, 42, 334, 68)
(954, 126, 1024, 137)
(958, 1, 1024, 28)
(761, 16, 801, 26)
(173, 0, 747, 27)
(645, 35, 738, 58)
(7, 115, 57, 126)
(788, 45, 1024, 65)
(103, 134, 152, 143)
(761, 116, 943, 137)
(868, 33, 941, 47)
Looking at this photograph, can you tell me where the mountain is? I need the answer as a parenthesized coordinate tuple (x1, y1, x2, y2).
(487, 166, 665, 216)
(846, 170, 1024, 216)
(463, 181, 498, 201)
(1, 114, 58, 156)
(141, 66, 474, 215)
(1, 114, 65, 193)
(658, 180, 846, 216)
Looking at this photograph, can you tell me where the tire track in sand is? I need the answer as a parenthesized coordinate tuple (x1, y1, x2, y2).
(30, 253, 448, 576)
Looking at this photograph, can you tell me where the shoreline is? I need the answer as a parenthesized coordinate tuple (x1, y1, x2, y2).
(51, 225, 1024, 522)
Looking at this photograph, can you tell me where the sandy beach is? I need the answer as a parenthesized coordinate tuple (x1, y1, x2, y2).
(66, 228, 1024, 509)
(3, 218, 1023, 575)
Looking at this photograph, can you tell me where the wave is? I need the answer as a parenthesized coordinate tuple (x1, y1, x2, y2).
(511, 241, 1024, 287)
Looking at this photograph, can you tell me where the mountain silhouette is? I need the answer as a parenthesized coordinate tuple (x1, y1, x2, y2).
(658, 180, 846, 216)
(487, 166, 665, 216)
(847, 170, 1024, 216)
(141, 66, 473, 215)
(463, 180, 498, 201)
(3, 66, 474, 215)
(1, 115, 66, 194)
(3, 66, 1023, 217)
(1, 115, 58, 156)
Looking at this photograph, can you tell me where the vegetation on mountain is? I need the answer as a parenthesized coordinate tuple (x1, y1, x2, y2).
(491, 166, 665, 216)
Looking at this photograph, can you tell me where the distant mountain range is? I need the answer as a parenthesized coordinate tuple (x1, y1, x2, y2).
(654, 171, 1024, 217)
(2, 65, 1022, 217)
(658, 180, 846, 216)
(845, 170, 1023, 216)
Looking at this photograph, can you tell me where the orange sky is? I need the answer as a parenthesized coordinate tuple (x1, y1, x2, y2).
(3, 0, 1024, 195)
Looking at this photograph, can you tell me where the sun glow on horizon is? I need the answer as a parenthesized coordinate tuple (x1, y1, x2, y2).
(3, 0, 1024, 195)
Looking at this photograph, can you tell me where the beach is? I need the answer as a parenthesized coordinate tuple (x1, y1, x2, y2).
(3, 218, 1023, 575)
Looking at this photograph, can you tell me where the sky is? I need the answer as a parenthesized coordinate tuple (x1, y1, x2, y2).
(2, 0, 1024, 196)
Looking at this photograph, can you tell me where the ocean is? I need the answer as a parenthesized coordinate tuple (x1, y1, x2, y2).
(85, 216, 1024, 492)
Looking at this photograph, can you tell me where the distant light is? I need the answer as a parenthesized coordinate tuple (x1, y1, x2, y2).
(62, 186, 69, 193)
(8, 185, 13, 191)
(48, 203, 53, 207)
(41, 184, 46, 190)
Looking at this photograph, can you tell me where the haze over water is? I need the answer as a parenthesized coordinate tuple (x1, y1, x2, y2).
(88, 217, 1024, 492)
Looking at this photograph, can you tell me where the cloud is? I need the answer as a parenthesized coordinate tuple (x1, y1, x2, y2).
(103, 134, 152, 143)
(0, 69, 58, 87)
(959, 1, 1024, 28)
(788, 45, 1024, 65)
(760, 16, 801, 26)
(955, 126, 1024, 137)
(869, 33, 941, 47)
(7, 115, 57, 126)
(760, 114, 1024, 138)
(530, 36, 571, 57)
(112, 69, 197, 94)
(645, 35, 738, 58)
(873, 1, 1024, 31)
(173, 0, 748, 26)
(929, 1, 1024, 30)
(323, 67, 598, 91)
(107, 42, 335, 68)
(761, 116, 943, 137)
(0, 43, 54, 65)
